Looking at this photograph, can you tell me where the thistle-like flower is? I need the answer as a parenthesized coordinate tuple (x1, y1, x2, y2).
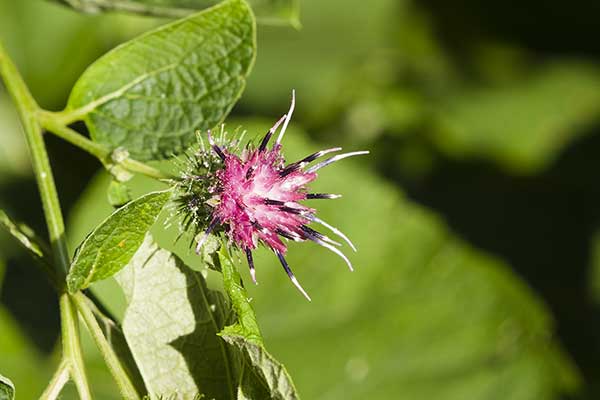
(175, 91, 368, 301)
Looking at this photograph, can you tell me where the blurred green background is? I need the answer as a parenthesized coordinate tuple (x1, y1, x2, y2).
(2, 0, 600, 398)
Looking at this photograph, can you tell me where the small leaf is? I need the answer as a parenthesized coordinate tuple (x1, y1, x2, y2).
(0, 374, 14, 400)
(0, 209, 50, 262)
(67, 0, 256, 160)
(52, 0, 299, 27)
(67, 190, 171, 292)
(218, 247, 300, 400)
(107, 180, 132, 208)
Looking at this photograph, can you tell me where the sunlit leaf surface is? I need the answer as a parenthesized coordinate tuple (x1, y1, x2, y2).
(71, 121, 579, 399)
(67, 190, 171, 292)
(116, 236, 300, 399)
(68, 0, 256, 160)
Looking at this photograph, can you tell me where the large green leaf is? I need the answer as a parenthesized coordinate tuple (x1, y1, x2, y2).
(221, 120, 580, 399)
(116, 235, 236, 398)
(67, 0, 256, 160)
(69, 121, 579, 399)
(115, 236, 299, 399)
(53, 0, 299, 27)
(0, 374, 14, 400)
(67, 190, 171, 292)
(431, 63, 600, 174)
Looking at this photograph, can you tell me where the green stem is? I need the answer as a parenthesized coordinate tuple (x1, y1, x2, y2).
(122, 157, 173, 180)
(0, 40, 93, 399)
(39, 358, 70, 400)
(0, 42, 69, 276)
(61, 293, 93, 399)
(39, 112, 172, 180)
(73, 292, 141, 400)
(39, 112, 110, 163)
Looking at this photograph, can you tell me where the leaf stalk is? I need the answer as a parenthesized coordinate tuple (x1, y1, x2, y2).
(73, 292, 141, 400)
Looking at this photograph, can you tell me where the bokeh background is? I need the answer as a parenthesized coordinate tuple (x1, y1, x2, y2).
(2, 0, 600, 398)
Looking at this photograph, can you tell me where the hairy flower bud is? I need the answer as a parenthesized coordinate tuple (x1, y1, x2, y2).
(174, 91, 368, 300)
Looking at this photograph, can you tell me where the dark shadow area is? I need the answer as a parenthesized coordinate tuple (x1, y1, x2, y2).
(418, 0, 600, 56)
(167, 258, 237, 398)
(373, 126, 600, 398)
(1, 254, 60, 353)
(0, 128, 98, 354)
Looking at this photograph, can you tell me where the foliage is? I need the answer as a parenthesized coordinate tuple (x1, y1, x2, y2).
(1, 0, 599, 399)
(53, 0, 299, 27)
(0, 374, 14, 400)
(67, 190, 171, 292)
(66, 0, 256, 160)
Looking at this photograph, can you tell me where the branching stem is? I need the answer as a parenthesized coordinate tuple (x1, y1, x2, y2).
(39, 112, 172, 180)
(0, 39, 93, 399)
(39, 358, 70, 400)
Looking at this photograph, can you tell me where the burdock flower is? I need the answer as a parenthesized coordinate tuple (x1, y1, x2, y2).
(176, 91, 368, 300)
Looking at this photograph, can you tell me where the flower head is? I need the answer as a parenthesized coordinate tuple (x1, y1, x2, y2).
(176, 91, 368, 300)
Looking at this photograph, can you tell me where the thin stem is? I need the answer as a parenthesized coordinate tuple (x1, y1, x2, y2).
(39, 112, 110, 163)
(39, 358, 70, 400)
(73, 292, 141, 400)
(0, 41, 69, 276)
(0, 40, 93, 399)
(122, 157, 173, 180)
(39, 112, 172, 180)
(61, 293, 93, 399)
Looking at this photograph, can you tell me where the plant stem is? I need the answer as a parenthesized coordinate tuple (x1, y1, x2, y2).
(61, 293, 93, 399)
(0, 40, 93, 399)
(39, 358, 70, 400)
(73, 292, 141, 400)
(39, 112, 172, 180)
(39, 112, 110, 163)
(0, 42, 70, 276)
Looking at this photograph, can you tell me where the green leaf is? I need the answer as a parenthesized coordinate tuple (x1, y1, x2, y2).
(115, 236, 300, 399)
(432, 63, 600, 174)
(107, 180, 132, 208)
(68, 120, 581, 399)
(67, 0, 256, 160)
(67, 190, 171, 292)
(225, 120, 580, 400)
(0, 374, 14, 400)
(218, 247, 300, 400)
(53, 0, 299, 27)
(115, 235, 237, 399)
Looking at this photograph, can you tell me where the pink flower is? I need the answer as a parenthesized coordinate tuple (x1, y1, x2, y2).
(193, 91, 368, 300)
